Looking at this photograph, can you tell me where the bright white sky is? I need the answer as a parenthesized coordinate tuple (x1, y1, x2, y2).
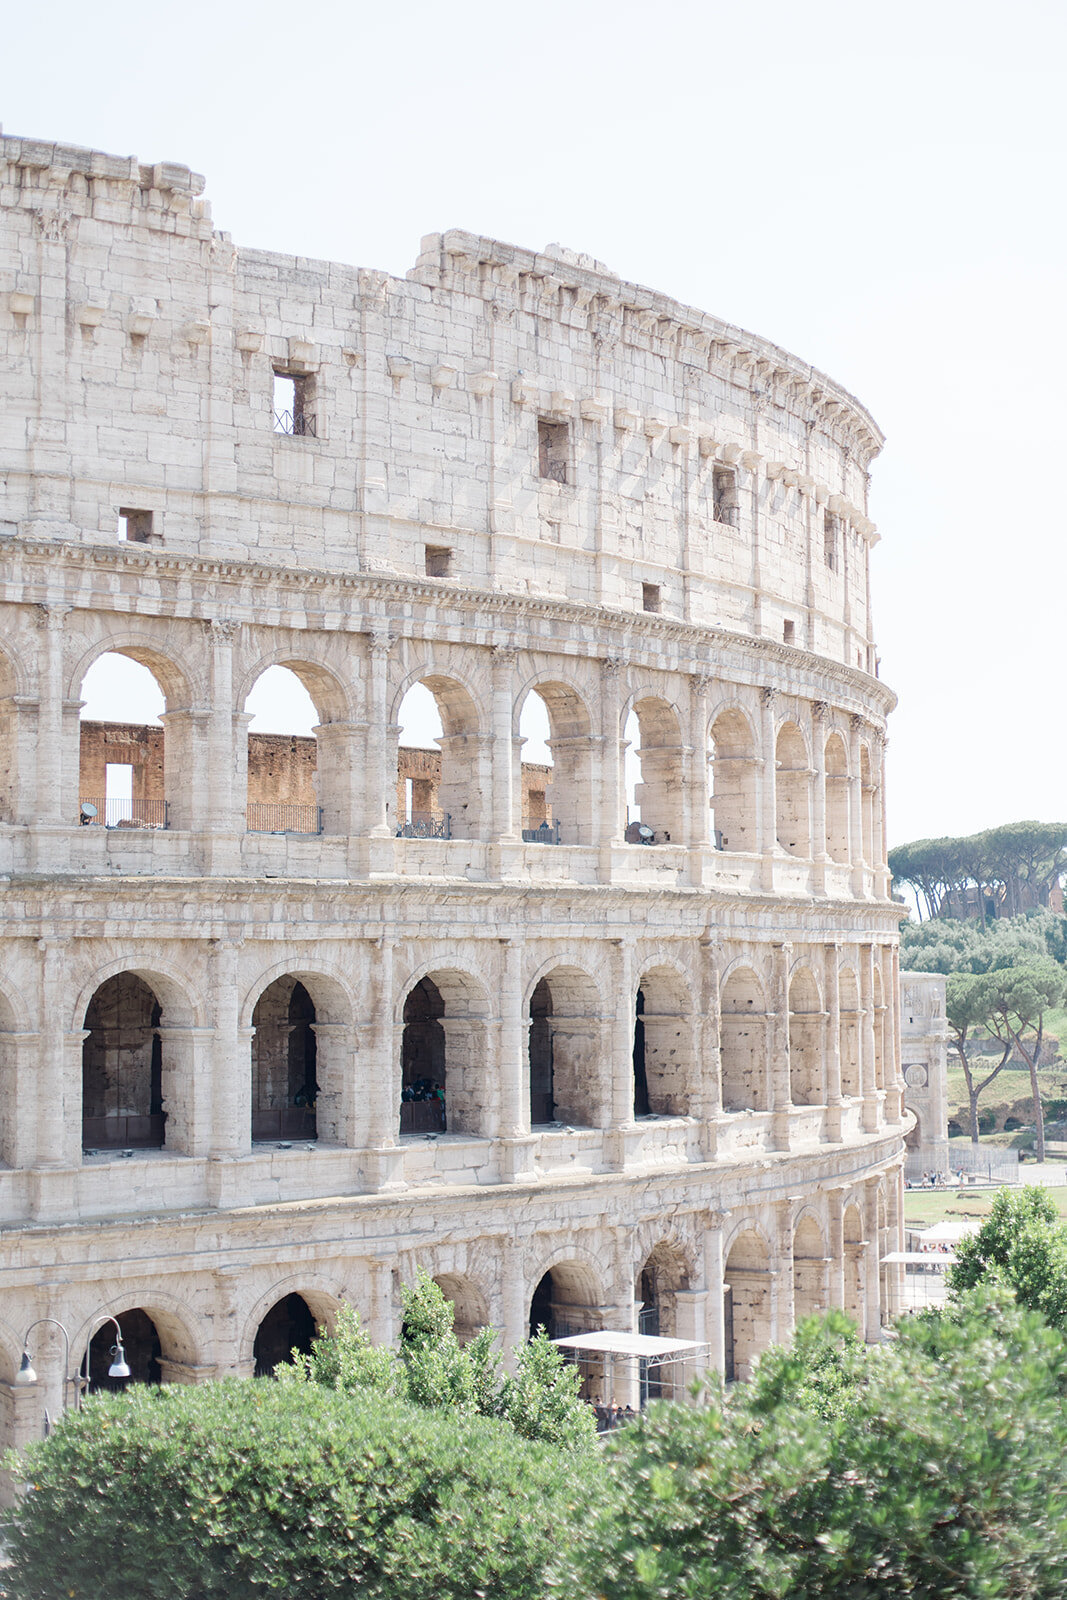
(16, 0, 1065, 849)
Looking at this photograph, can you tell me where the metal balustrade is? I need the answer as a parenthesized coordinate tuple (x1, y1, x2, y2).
(246, 802, 323, 835)
(272, 409, 317, 437)
(396, 813, 452, 840)
(522, 820, 561, 844)
(78, 797, 168, 830)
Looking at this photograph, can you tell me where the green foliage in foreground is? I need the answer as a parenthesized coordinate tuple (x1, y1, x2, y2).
(4, 1380, 585, 1600)
(558, 1290, 1067, 1600)
(948, 1183, 1067, 1330)
(280, 1270, 596, 1453)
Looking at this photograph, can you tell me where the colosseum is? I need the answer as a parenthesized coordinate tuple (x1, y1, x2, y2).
(0, 132, 904, 1439)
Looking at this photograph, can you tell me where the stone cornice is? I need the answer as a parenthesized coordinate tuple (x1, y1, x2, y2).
(0, 536, 897, 718)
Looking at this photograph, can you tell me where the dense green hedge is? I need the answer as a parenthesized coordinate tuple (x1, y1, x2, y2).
(4, 1380, 588, 1600)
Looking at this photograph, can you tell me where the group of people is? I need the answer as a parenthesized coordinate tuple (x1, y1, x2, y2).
(905, 1169, 966, 1190)
(590, 1397, 638, 1432)
(401, 1077, 445, 1105)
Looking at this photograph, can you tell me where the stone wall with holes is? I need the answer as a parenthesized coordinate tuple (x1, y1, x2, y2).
(0, 133, 907, 1445)
(0, 135, 881, 675)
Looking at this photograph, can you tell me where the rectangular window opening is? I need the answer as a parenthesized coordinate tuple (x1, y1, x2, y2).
(824, 511, 838, 571)
(118, 508, 156, 544)
(425, 545, 453, 578)
(273, 370, 316, 437)
(713, 466, 738, 526)
(642, 583, 662, 614)
(783, 619, 795, 644)
(538, 419, 569, 484)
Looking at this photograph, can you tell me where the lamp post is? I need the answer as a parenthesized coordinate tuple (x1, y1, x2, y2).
(15, 1315, 132, 1426)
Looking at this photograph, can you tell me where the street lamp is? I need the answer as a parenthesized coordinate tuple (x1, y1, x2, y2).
(15, 1315, 132, 1418)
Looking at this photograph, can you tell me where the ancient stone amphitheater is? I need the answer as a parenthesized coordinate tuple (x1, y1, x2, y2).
(0, 133, 904, 1439)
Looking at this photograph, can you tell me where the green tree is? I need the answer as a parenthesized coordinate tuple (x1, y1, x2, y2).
(559, 1293, 1067, 1600)
(5, 1380, 583, 1600)
(948, 1184, 1067, 1328)
(979, 962, 1066, 1161)
(945, 970, 1012, 1142)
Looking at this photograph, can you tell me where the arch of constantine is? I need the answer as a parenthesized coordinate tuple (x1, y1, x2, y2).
(0, 133, 904, 1438)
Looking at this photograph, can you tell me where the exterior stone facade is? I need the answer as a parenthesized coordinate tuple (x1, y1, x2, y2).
(901, 972, 951, 1177)
(0, 134, 905, 1440)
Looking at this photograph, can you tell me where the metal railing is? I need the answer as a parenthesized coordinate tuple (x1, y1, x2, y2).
(273, 409, 317, 437)
(522, 820, 561, 844)
(79, 797, 168, 830)
(246, 802, 323, 835)
(396, 813, 452, 840)
(82, 1113, 165, 1151)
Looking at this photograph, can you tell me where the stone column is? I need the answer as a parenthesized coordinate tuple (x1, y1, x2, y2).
(311, 1022, 358, 1146)
(314, 721, 367, 838)
(884, 944, 904, 1124)
(489, 646, 519, 844)
(499, 1236, 528, 1374)
(157, 707, 209, 832)
(702, 1215, 726, 1378)
(860, 944, 879, 1133)
(202, 620, 244, 873)
(827, 1187, 846, 1309)
(687, 673, 714, 885)
(208, 939, 250, 1162)
(811, 701, 829, 892)
(769, 941, 792, 1148)
(823, 942, 843, 1142)
(32, 605, 70, 831)
(596, 658, 624, 877)
(862, 1177, 881, 1339)
(698, 937, 722, 1159)
(606, 939, 635, 1169)
(363, 630, 393, 839)
(35, 938, 80, 1169)
(771, 1199, 795, 1348)
(364, 937, 402, 1160)
(368, 1258, 396, 1347)
(157, 1024, 216, 1158)
(4, 1030, 41, 1170)
(848, 714, 865, 896)
(497, 938, 535, 1181)
(873, 732, 891, 897)
(758, 687, 778, 889)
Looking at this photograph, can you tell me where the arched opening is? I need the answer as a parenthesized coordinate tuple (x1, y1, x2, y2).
(788, 968, 824, 1107)
(244, 665, 323, 836)
(624, 697, 684, 845)
(720, 969, 768, 1112)
(84, 1309, 162, 1392)
(792, 1215, 828, 1322)
(709, 708, 757, 852)
(519, 682, 593, 846)
(634, 967, 693, 1117)
(78, 651, 171, 830)
(824, 732, 849, 862)
(529, 1262, 602, 1342)
(723, 1230, 771, 1382)
(251, 978, 318, 1142)
(860, 745, 875, 865)
(82, 974, 165, 1151)
(395, 677, 484, 841)
(432, 1274, 489, 1346)
(775, 722, 811, 857)
(839, 969, 861, 1096)
(905, 1108, 922, 1153)
(528, 967, 602, 1128)
(400, 969, 488, 1136)
(253, 1293, 317, 1377)
(843, 1203, 865, 1326)
(636, 1243, 691, 1401)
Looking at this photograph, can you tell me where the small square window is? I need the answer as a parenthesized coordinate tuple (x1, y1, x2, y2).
(425, 545, 452, 578)
(538, 419, 569, 483)
(824, 511, 838, 571)
(783, 620, 795, 644)
(118, 508, 156, 544)
(642, 583, 662, 614)
(273, 370, 316, 437)
(713, 466, 738, 526)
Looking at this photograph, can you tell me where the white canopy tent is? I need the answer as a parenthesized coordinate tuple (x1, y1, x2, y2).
(552, 1330, 710, 1406)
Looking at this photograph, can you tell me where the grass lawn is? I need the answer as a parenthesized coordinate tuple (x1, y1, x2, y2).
(905, 1184, 1067, 1230)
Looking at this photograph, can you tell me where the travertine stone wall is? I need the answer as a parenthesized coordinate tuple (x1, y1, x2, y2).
(0, 134, 907, 1451)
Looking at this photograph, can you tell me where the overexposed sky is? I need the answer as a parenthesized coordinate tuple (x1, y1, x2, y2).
(12, 0, 1065, 848)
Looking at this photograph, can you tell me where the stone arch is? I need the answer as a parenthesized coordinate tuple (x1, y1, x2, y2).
(517, 676, 594, 846)
(824, 730, 849, 862)
(843, 1202, 865, 1325)
(241, 654, 354, 837)
(723, 1227, 771, 1381)
(633, 963, 694, 1118)
(624, 693, 685, 843)
(71, 957, 202, 1036)
(709, 704, 757, 852)
(73, 1291, 205, 1386)
(775, 721, 811, 857)
(792, 1213, 828, 1322)
(398, 965, 490, 1137)
(78, 963, 200, 1157)
(528, 1253, 605, 1342)
(839, 967, 862, 1096)
(239, 1279, 343, 1371)
(526, 964, 603, 1128)
(432, 1273, 490, 1345)
(788, 966, 824, 1106)
(720, 966, 768, 1111)
(74, 636, 196, 832)
(393, 667, 486, 841)
(635, 1239, 691, 1339)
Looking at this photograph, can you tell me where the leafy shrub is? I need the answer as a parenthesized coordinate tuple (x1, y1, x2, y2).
(5, 1379, 588, 1600)
(558, 1292, 1067, 1599)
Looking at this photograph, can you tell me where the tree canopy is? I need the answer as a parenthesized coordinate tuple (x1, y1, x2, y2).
(948, 1185, 1067, 1329)
(890, 822, 1067, 922)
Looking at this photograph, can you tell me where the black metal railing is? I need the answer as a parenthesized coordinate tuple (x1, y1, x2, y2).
(82, 1113, 165, 1151)
(396, 813, 452, 840)
(79, 797, 168, 830)
(522, 820, 561, 844)
(251, 1108, 318, 1142)
(273, 409, 317, 437)
(246, 802, 323, 835)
